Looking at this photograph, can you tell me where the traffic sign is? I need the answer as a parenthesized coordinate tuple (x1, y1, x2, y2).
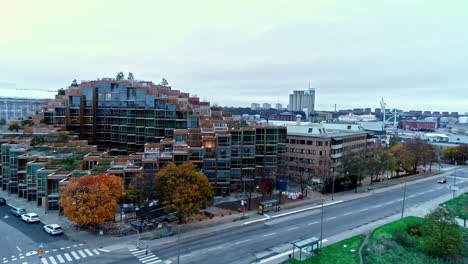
(39, 243, 45, 249)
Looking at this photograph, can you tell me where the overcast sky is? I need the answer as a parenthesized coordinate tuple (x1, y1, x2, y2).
(1, 0, 467, 113)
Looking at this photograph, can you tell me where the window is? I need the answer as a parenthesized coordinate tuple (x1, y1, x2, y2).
(307, 140, 312, 145)
(316, 141, 323, 146)
(319, 151, 322, 156)
(313, 150, 316, 155)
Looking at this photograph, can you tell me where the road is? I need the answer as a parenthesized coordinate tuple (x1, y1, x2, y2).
(150, 168, 468, 264)
(0, 203, 113, 264)
(1, 168, 466, 264)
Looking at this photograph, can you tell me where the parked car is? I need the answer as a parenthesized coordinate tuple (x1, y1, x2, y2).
(10, 207, 26, 216)
(21, 213, 40, 223)
(0, 197, 5, 205)
(437, 178, 447, 184)
(43, 224, 63, 235)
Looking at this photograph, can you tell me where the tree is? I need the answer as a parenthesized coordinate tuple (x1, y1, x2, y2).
(421, 206, 463, 258)
(21, 119, 34, 127)
(259, 178, 274, 200)
(156, 163, 213, 223)
(60, 174, 123, 226)
(8, 122, 21, 132)
(161, 78, 169, 86)
(291, 158, 314, 199)
(58, 88, 66, 95)
(443, 145, 468, 165)
(364, 147, 390, 184)
(116, 72, 125, 80)
(127, 72, 135, 80)
(388, 133, 402, 147)
(57, 131, 70, 142)
(71, 79, 78, 86)
(126, 174, 157, 207)
(30, 136, 46, 146)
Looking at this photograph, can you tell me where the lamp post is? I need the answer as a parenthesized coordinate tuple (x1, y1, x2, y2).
(319, 199, 324, 249)
(330, 167, 335, 201)
(452, 161, 458, 199)
(401, 182, 407, 219)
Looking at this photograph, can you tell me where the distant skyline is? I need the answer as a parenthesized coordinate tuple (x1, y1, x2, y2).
(1, 0, 467, 113)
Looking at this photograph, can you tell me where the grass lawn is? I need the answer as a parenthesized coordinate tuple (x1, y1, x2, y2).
(364, 216, 464, 264)
(370, 216, 424, 240)
(441, 192, 468, 219)
(282, 235, 363, 264)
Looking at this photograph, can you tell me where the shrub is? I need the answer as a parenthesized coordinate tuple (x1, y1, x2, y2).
(394, 231, 418, 248)
(407, 223, 422, 237)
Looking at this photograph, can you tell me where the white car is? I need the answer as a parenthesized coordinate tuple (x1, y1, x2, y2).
(21, 213, 40, 223)
(43, 224, 63, 235)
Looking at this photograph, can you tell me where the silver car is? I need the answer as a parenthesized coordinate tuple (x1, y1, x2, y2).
(21, 213, 40, 223)
(43, 224, 63, 235)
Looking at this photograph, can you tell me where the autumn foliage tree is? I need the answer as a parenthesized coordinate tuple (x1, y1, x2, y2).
(60, 174, 123, 226)
(156, 163, 214, 223)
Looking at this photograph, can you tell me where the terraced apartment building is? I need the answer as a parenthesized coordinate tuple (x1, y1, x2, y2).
(41, 79, 220, 154)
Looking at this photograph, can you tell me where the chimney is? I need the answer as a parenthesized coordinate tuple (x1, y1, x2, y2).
(296, 115, 302, 125)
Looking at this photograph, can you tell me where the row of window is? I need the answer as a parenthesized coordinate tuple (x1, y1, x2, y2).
(288, 139, 329, 146)
(286, 148, 323, 156)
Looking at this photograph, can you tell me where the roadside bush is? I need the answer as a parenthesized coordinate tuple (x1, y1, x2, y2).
(394, 231, 418, 248)
(407, 223, 422, 237)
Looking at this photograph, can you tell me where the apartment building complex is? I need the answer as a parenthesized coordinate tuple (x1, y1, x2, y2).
(139, 125, 287, 196)
(40, 79, 225, 154)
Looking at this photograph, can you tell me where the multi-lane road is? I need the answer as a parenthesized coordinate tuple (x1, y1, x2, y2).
(1, 167, 467, 264)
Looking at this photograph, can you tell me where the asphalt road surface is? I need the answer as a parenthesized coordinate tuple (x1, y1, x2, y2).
(153, 168, 468, 264)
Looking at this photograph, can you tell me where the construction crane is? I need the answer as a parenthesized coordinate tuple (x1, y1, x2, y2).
(380, 97, 399, 129)
(14, 88, 59, 98)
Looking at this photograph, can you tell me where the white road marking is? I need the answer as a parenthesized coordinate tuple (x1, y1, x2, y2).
(359, 208, 368, 212)
(384, 202, 393, 205)
(181, 254, 191, 258)
(45, 251, 49, 253)
(16, 246, 21, 252)
(60, 248, 64, 250)
(3, 260, 7, 263)
(41, 257, 49, 264)
(72, 245, 77, 248)
(92, 249, 100, 255)
(207, 246, 222, 251)
(235, 239, 251, 244)
(48, 256, 58, 264)
(408, 195, 416, 198)
(77, 250, 87, 258)
(84, 249, 94, 256)
(263, 214, 271, 218)
(374, 204, 382, 208)
(287, 226, 299, 231)
(263, 232, 276, 237)
(56, 254, 65, 263)
(65, 247, 70, 249)
(97, 248, 111, 253)
(139, 255, 156, 261)
(19, 256, 24, 259)
(146, 260, 162, 264)
(343, 212, 352, 216)
(70, 251, 80, 260)
(53, 249, 57, 252)
(308, 221, 319, 225)
(327, 217, 336, 221)
(78, 244, 83, 246)
(142, 257, 160, 263)
(63, 253, 72, 262)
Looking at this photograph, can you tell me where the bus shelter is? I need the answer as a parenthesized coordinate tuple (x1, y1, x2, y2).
(291, 237, 320, 261)
(257, 200, 279, 214)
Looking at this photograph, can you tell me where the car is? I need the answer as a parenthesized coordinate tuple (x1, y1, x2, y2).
(437, 178, 447, 184)
(0, 197, 5, 205)
(21, 213, 40, 223)
(10, 207, 26, 216)
(43, 224, 63, 236)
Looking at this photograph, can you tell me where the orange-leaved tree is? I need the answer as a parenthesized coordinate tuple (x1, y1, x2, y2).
(60, 174, 123, 226)
(156, 163, 214, 223)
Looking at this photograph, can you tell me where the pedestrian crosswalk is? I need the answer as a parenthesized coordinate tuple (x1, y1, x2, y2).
(38, 248, 101, 264)
(130, 248, 171, 264)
